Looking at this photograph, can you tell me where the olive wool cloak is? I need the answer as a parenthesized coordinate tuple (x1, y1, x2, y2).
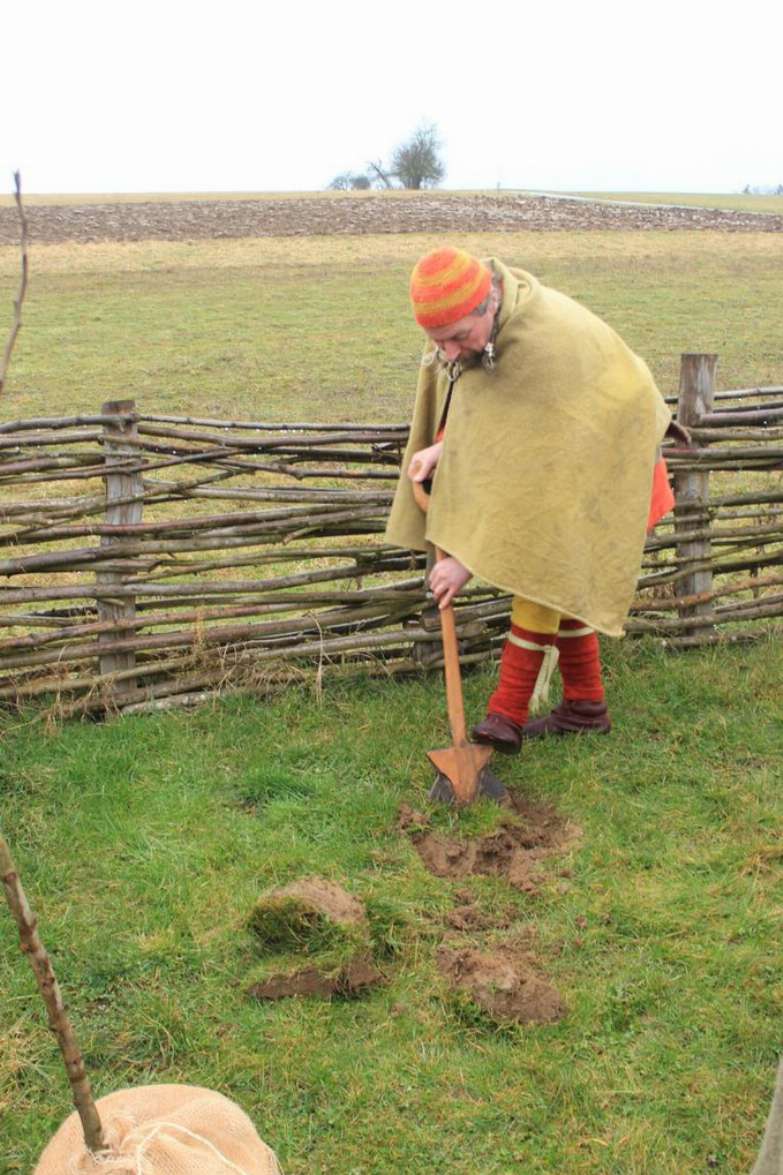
(384, 261, 672, 637)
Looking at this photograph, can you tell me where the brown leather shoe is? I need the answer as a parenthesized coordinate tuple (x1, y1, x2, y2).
(470, 712, 522, 755)
(521, 699, 611, 739)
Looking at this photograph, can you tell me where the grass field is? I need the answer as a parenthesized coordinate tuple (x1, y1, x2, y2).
(1, 231, 781, 424)
(570, 193, 783, 216)
(1, 211, 783, 1173)
(2, 642, 783, 1173)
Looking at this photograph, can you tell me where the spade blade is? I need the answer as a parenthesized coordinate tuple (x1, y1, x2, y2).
(426, 740, 494, 805)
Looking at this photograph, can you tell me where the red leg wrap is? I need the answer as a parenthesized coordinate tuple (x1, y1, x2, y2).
(556, 619, 605, 702)
(488, 625, 556, 726)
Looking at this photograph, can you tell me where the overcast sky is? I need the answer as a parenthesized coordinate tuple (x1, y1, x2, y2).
(4, 0, 780, 195)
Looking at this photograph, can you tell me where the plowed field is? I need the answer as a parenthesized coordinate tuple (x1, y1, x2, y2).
(1, 191, 781, 244)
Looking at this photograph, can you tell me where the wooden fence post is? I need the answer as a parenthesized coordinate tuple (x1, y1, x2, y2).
(97, 400, 142, 698)
(673, 354, 717, 634)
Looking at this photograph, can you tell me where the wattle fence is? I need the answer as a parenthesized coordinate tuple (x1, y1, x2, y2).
(1, 354, 781, 717)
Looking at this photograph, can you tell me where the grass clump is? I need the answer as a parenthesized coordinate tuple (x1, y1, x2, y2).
(248, 877, 370, 957)
(246, 879, 382, 998)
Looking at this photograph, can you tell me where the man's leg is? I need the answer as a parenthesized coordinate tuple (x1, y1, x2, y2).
(522, 617, 611, 737)
(471, 599, 560, 754)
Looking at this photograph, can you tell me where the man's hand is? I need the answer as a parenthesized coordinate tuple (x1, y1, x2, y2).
(407, 441, 444, 483)
(428, 556, 472, 610)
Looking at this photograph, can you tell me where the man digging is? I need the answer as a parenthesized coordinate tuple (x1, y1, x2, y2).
(385, 247, 677, 753)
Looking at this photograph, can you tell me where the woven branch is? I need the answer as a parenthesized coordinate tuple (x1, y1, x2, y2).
(698, 405, 783, 425)
(0, 412, 136, 434)
(661, 623, 783, 649)
(137, 412, 409, 432)
(631, 572, 783, 612)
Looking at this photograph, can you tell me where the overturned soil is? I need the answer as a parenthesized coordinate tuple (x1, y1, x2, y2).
(1, 191, 780, 245)
(247, 955, 382, 1001)
(401, 793, 576, 1022)
(247, 798, 577, 1014)
(403, 794, 581, 896)
(437, 942, 566, 1025)
(445, 902, 509, 932)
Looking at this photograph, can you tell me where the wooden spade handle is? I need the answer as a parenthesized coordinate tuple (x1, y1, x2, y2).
(411, 479, 431, 514)
(411, 478, 467, 744)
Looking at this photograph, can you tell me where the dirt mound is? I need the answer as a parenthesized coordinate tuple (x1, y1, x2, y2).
(437, 942, 566, 1024)
(402, 794, 573, 1022)
(2, 192, 780, 245)
(397, 803, 431, 833)
(407, 794, 580, 896)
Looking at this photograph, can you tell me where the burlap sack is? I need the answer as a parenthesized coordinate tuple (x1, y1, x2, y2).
(34, 1084, 281, 1174)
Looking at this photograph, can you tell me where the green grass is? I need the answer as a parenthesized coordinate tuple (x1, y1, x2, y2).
(1, 637, 783, 1172)
(1, 231, 781, 424)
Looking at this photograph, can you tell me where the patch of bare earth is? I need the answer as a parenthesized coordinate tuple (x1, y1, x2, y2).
(400, 794, 577, 1024)
(247, 956, 381, 1000)
(402, 793, 581, 896)
(437, 940, 566, 1025)
(1, 192, 780, 245)
(445, 901, 507, 932)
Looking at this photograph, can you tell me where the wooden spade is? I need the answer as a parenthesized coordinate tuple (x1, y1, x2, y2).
(412, 481, 507, 806)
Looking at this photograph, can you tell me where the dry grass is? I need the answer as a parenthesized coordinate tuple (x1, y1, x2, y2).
(3, 226, 781, 275)
(570, 192, 783, 215)
(1, 229, 781, 430)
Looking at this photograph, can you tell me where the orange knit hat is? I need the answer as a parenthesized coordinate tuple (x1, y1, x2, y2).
(409, 247, 492, 330)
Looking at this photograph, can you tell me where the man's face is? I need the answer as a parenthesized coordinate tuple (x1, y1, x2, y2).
(425, 300, 496, 363)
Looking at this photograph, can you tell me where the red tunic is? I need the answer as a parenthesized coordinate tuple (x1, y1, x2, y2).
(647, 457, 674, 530)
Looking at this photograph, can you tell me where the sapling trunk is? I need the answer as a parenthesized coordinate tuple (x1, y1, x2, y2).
(0, 833, 107, 1155)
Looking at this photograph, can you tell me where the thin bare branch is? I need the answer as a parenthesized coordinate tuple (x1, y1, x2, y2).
(0, 172, 29, 398)
(0, 833, 107, 1154)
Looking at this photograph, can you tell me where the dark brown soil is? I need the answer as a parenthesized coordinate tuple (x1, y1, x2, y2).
(437, 942, 566, 1024)
(247, 955, 382, 1001)
(401, 793, 576, 1021)
(406, 793, 581, 896)
(445, 903, 505, 932)
(2, 192, 780, 245)
(397, 803, 431, 833)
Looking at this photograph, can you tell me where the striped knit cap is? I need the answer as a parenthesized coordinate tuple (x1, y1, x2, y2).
(409, 247, 492, 330)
